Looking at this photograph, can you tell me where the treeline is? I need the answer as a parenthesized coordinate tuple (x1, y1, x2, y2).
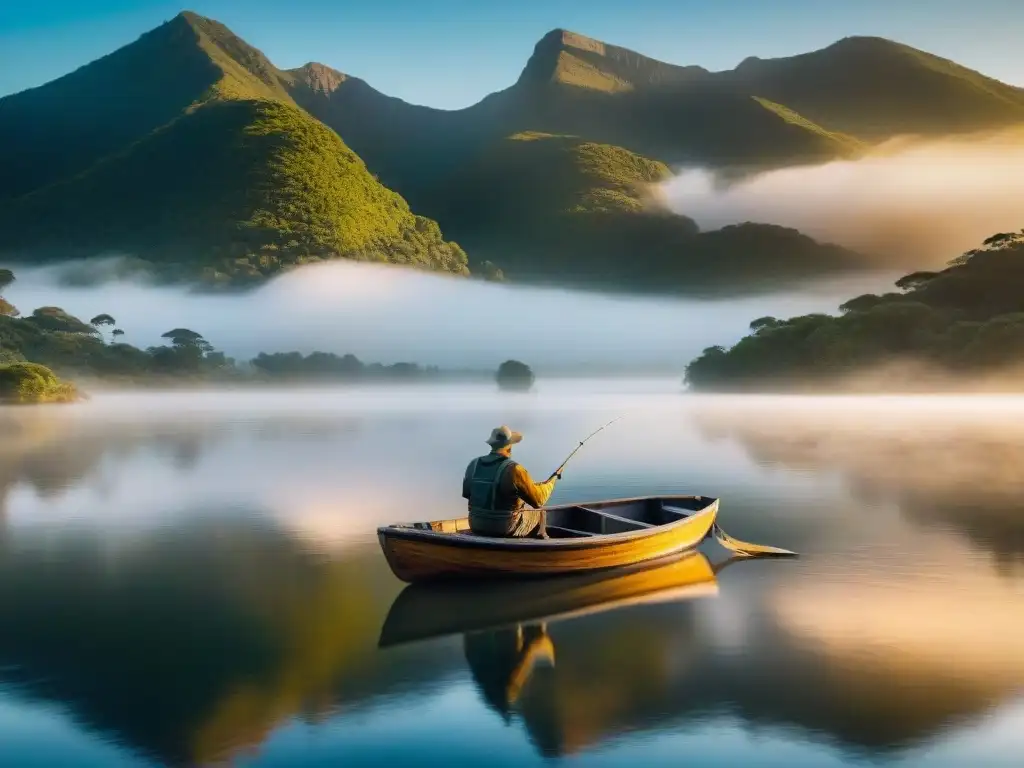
(250, 352, 440, 381)
(685, 231, 1024, 390)
(0, 268, 477, 386)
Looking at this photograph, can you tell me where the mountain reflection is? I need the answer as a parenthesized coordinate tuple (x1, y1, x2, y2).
(693, 401, 1024, 567)
(0, 408, 363, 526)
(0, 514, 454, 767)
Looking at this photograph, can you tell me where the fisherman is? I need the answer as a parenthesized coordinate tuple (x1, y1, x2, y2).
(463, 425, 560, 539)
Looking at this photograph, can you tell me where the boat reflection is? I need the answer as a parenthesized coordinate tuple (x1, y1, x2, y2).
(378, 550, 727, 648)
(380, 551, 742, 757)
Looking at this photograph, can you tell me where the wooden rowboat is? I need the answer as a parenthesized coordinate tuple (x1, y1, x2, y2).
(377, 495, 719, 584)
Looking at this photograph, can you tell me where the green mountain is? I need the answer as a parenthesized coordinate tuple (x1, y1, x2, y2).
(0, 12, 467, 284)
(297, 28, 1024, 210)
(505, 28, 861, 165)
(295, 29, 864, 208)
(0, 12, 294, 201)
(2, 99, 467, 284)
(430, 131, 860, 292)
(290, 28, 1023, 291)
(3, 15, 1022, 294)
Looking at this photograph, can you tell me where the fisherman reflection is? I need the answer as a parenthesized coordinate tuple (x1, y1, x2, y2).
(463, 622, 555, 722)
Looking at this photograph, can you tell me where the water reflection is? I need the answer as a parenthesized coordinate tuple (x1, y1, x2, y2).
(464, 624, 557, 726)
(0, 515, 453, 766)
(693, 399, 1024, 568)
(0, 408, 363, 527)
(0, 389, 1022, 766)
(400, 552, 728, 758)
(380, 542, 1022, 760)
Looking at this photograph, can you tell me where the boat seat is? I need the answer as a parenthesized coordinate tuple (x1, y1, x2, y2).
(546, 525, 599, 538)
(661, 505, 693, 518)
(580, 507, 655, 529)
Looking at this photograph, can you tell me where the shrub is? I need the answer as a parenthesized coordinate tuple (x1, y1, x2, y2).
(0, 362, 79, 404)
(496, 359, 535, 391)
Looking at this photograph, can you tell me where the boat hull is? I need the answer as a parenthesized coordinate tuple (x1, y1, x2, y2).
(377, 495, 718, 583)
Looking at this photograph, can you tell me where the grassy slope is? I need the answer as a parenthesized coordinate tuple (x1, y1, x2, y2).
(0, 12, 467, 283)
(435, 132, 860, 293)
(752, 97, 865, 155)
(0, 15, 222, 200)
(0, 99, 467, 283)
(437, 131, 673, 222)
(0, 11, 297, 200)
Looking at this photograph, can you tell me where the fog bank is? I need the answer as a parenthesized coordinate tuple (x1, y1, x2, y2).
(1, 260, 896, 371)
(662, 130, 1024, 264)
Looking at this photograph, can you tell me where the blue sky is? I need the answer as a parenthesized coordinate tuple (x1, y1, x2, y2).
(1, 0, 1022, 108)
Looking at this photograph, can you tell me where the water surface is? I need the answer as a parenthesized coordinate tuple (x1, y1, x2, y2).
(1, 380, 1021, 767)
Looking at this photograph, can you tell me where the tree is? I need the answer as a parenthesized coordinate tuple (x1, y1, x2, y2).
(161, 328, 212, 352)
(839, 293, 886, 314)
(496, 360, 535, 391)
(0, 269, 13, 293)
(749, 316, 780, 332)
(112, 329, 125, 341)
(895, 271, 939, 292)
(90, 314, 117, 343)
(90, 313, 116, 328)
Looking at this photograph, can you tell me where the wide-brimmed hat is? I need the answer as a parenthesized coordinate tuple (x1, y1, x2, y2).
(486, 425, 523, 449)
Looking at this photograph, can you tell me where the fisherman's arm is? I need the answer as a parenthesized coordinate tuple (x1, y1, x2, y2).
(511, 464, 557, 508)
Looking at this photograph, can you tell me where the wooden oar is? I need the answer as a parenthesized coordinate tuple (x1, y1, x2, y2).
(712, 523, 797, 557)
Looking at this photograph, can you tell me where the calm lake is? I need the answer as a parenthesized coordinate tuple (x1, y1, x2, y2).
(1, 379, 1021, 767)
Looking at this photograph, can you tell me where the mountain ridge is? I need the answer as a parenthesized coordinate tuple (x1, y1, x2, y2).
(516, 28, 709, 92)
(283, 26, 1024, 133)
(2, 11, 1022, 296)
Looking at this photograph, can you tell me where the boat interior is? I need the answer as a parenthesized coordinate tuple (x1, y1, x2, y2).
(406, 496, 714, 538)
(544, 497, 710, 539)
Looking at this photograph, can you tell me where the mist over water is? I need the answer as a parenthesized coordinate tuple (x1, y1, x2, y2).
(661, 130, 1024, 264)
(1, 260, 897, 371)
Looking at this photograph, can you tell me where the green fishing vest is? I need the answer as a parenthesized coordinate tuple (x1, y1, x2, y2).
(466, 454, 522, 520)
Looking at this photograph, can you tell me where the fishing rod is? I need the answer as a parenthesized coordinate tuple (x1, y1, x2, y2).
(548, 416, 623, 481)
